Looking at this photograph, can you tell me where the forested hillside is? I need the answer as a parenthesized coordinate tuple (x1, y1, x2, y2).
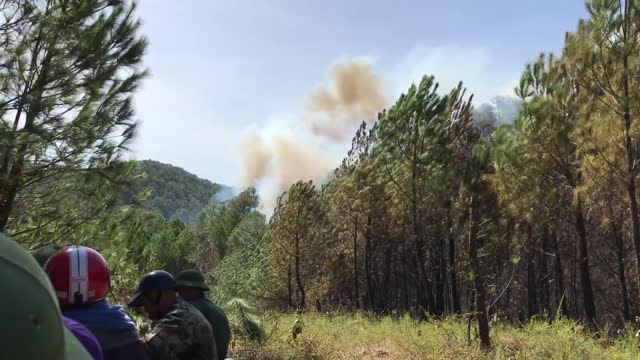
(4, 0, 640, 358)
(126, 160, 234, 223)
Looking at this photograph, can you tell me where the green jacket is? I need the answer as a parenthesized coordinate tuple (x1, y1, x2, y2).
(187, 295, 231, 360)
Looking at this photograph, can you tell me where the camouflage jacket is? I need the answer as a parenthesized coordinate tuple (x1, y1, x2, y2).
(144, 300, 217, 360)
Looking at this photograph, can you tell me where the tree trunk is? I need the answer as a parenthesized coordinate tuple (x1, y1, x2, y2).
(624, 107, 640, 305)
(540, 228, 550, 314)
(365, 216, 373, 310)
(287, 259, 293, 309)
(403, 267, 409, 312)
(434, 238, 446, 316)
(574, 198, 596, 323)
(391, 250, 399, 311)
(551, 228, 569, 317)
(527, 226, 538, 318)
(468, 196, 491, 350)
(609, 207, 631, 321)
(411, 205, 434, 314)
(392, 252, 399, 310)
(620, 14, 640, 299)
(352, 216, 360, 309)
(571, 236, 578, 318)
(409, 152, 434, 314)
(449, 216, 461, 314)
(294, 233, 306, 310)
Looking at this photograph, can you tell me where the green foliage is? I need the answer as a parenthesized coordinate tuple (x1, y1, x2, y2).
(187, 188, 261, 272)
(231, 313, 640, 359)
(0, 0, 148, 239)
(266, 180, 332, 310)
(209, 214, 268, 305)
(288, 315, 304, 343)
(226, 298, 266, 344)
(6, 1, 640, 356)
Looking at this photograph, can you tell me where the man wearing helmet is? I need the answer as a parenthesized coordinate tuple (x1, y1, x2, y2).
(45, 245, 148, 360)
(176, 269, 231, 360)
(128, 270, 218, 360)
(0, 234, 95, 360)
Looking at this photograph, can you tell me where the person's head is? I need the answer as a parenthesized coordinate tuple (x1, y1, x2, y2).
(32, 244, 64, 268)
(0, 233, 93, 360)
(175, 269, 209, 301)
(44, 245, 111, 307)
(128, 270, 177, 320)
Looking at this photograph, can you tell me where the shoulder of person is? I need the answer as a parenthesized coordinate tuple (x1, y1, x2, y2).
(177, 301, 207, 320)
(153, 303, 190, 330)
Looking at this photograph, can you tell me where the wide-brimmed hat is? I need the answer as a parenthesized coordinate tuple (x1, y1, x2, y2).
(175, 269, 210, 291)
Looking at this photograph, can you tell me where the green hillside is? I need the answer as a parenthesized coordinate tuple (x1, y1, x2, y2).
(131, 160, 233, 223)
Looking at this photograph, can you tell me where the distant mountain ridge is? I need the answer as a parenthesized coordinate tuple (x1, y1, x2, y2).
(130, 160, 235, 223)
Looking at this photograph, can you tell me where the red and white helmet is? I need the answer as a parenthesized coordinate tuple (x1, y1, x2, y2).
(45, 245, 111, 305)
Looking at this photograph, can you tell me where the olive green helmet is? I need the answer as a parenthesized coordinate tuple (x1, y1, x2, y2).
(175, 269, 210, 291)
(0, 234, 92, 360)
(32, 243, 64, 268)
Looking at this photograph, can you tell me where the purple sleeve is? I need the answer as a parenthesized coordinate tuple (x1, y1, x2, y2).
(63, 316, 104, 360)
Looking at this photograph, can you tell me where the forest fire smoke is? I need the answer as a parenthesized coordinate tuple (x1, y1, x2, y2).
(307, 61, 387, 141)
(239, 59, 388, 210)
(239, 130, 273, 188)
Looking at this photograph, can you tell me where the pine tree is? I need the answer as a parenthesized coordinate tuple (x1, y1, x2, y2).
(0, 0, 147, 236)
(375, 76, 474, 315)
(510, 53, 596, 322)
(565, 0, 640, 295)
(266, 180, 330, 310)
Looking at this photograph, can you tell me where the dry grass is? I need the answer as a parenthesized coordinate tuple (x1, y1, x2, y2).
(228, 312, 640, 360)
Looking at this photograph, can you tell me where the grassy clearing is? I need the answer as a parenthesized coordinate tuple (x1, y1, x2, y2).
(228, 312, 640, 359)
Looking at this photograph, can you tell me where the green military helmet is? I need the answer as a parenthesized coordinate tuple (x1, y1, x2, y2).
(0, 233, 92, 360)
(32, 243, 64, 268)
(175, 269, 210, 291)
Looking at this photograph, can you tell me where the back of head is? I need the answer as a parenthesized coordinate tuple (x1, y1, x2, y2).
(128, 270, 177, 308)
(32, 244, 64, 268)
(0, 234, 92, 360)
(45, 245, 111, 306)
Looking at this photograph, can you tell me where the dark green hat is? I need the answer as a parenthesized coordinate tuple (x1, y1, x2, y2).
(175, 269, 210, 291)
(0, 234, 92, 360)
(32, 243, 64, 268)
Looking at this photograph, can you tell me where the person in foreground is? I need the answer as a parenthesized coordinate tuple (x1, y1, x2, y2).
(0, 233, 94, 360)
(45, 245, 148, 360)
(129, 270, 218, 360)
(176, 269, 232, 360)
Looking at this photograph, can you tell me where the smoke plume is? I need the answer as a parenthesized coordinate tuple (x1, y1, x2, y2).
(271, 135, 335, 187)
(239, 59, 388, 211)
(307, 61, 387, 141)
(240, 130, 273, 188)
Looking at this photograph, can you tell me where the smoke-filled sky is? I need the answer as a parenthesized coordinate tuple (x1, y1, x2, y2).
(132, 0, 588, 195)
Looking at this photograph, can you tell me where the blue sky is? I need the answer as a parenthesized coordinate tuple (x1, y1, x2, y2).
(132, 0, 588, 186)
